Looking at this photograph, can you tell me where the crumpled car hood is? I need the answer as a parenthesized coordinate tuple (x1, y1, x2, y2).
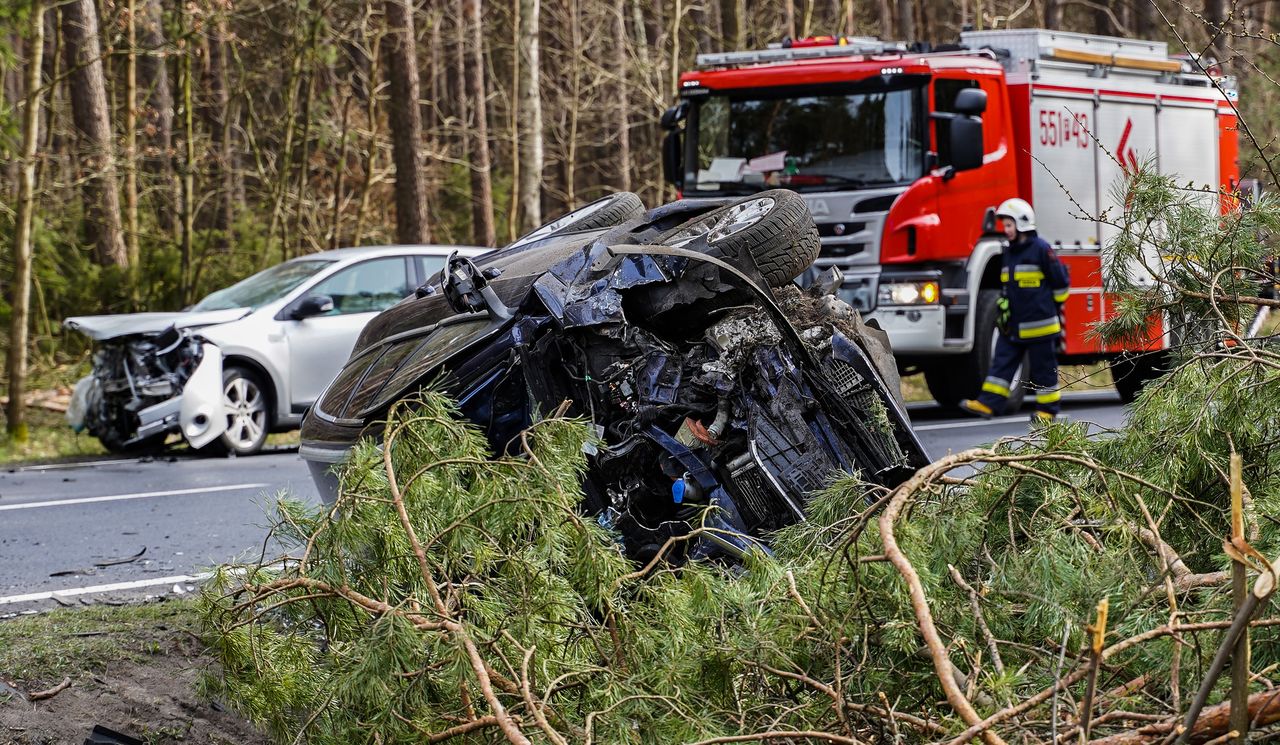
(64, 308, 252, 341)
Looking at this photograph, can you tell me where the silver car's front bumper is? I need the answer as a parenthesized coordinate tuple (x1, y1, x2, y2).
(66, 343, 228, 449)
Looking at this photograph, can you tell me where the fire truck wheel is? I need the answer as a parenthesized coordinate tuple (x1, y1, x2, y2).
(924, 289, 1026, 411)
(507, 192, 646, 249)
(1109, 351, 1169, 404)
(656, 190, 821, 288)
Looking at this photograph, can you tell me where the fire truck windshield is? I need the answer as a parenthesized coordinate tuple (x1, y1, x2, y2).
(683, 79, 928, 195)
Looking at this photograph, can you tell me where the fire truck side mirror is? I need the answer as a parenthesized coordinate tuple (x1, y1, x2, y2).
(949, 116, 984, 173)
(953, 88, 987, 116)
(663, 130, 684, 187)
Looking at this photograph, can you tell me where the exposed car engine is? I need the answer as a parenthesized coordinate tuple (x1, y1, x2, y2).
(72, 326, 208, 451)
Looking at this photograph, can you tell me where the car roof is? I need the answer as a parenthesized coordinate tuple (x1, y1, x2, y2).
(296, 245, 488, 263)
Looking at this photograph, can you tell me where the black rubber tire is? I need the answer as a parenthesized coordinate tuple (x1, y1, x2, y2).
(507, 192, 645, 249)
(655, 190, 820, 288)
(206, 366, 271, 456)
(925, 289, 1027, 411)
(1109, 351, 1169, 404)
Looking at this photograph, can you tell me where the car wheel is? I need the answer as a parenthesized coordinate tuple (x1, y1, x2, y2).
(1110, 351, 1169, 404)
(655, 190, 820, 288)
(210, 366, 270, 456)
(925, 289, 1027, 411)
(507, 192, 646, 249)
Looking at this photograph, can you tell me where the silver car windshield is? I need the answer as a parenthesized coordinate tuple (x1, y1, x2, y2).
(191, 259, 336, 311)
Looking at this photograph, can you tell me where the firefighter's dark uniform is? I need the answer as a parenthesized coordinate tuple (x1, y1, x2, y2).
(974, 233, 1070, 417)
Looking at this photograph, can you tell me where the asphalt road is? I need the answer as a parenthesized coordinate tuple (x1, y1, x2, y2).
(0, 391, 1127, 608)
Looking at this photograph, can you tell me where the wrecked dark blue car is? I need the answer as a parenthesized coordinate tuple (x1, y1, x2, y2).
(301, 190, 927, 563)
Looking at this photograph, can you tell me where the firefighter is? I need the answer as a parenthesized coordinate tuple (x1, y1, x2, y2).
(960, 198, 1070, 422)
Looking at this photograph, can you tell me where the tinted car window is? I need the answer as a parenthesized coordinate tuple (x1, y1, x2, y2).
(309, 258, 411, 315)
(366, 318, 495, 414)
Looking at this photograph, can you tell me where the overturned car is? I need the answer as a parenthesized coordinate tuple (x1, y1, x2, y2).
(301, 191, 927, 561)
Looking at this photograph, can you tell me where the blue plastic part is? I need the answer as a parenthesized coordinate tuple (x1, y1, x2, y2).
(672, 479, 685, 503)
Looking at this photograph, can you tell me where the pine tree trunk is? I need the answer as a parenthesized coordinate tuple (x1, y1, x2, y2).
(784, 0, 796, 39)
(123, 0, 139, 274)
(382, 0, 431, 244)
(136, 0, 176, 233)
(612, 0, 631, 193)
(62, 0, 128, 268)
(204, 14, 236, 241)
(8, 0, 45, 442)
(879, 0, 894, 37)
(731, 0, 746, 47)
(517, 0, 544, 232)
(1204, 0, 1227, 61)
(1043, 0, 1063, 29)
(462, 0, 495, 246)
(178, 1, 195, 302)
(896, 0, 915, 41)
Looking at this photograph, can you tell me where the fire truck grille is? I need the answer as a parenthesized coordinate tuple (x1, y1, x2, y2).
(816, 222, 866, 238)
(818, 243, 866, 258)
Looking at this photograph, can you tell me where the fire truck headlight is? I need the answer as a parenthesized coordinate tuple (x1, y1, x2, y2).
(878, 281, 940, 306)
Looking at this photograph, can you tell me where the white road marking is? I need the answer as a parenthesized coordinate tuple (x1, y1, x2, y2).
(913, 415, 1034, 432)
(0, 482, 269, 511)
(0, 573, 211, 605)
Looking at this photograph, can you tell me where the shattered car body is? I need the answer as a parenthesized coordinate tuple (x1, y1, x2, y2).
(301, 191, 927, 562)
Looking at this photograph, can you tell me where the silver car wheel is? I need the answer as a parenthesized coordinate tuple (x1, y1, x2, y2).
(223, 374, 267, 451)
(668, 197, 777, 248)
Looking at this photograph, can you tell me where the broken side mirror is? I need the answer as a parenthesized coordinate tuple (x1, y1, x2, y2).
(291, 294, 335, 319)
(948, 115, 984, 173)
(443, 252, 512, 320)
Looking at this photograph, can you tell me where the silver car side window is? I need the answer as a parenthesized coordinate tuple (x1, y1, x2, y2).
(308, 258, 411, 315)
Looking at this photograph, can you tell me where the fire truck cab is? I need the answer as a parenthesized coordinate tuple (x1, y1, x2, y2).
(663, 29, 1238, 406)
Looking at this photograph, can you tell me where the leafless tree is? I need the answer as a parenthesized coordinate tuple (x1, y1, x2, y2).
(8, 0, 46, 440)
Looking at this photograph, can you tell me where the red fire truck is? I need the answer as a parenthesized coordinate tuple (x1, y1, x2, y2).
(661, 29, 1239, 406)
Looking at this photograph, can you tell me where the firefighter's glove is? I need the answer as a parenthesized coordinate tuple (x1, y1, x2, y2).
(996, 295, 1012, 336)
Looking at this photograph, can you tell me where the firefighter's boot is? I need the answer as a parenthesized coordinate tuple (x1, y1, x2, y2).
(958, 399, 994, 419)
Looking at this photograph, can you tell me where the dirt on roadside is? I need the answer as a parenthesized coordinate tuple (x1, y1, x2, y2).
(0, 599, 270, 745)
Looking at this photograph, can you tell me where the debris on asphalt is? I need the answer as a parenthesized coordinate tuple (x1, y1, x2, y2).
(92, 548, 146, 569)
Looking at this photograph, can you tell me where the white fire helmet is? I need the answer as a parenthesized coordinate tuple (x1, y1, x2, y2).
(995, 198, 1036, 233)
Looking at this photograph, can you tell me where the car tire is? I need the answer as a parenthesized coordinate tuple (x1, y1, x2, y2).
(925, 289, 1027, 411)
(655, 190, 820, 288)
(1110, 351, 1169, 404)
(507, 192, 645, 249)
(208, 366, 270, 456)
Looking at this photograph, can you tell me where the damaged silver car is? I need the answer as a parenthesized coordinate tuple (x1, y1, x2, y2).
(301, 191, 926, 562)
(65, 246, 484, 455)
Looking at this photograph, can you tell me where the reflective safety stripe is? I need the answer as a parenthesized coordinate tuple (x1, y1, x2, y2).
(1035, 389, 1062, 404)
(1013, 264, 1044, 281)
(1000, 269, 1009, 282)
(1053, 288, 1070, 303)
(1018, 317, 1062, 338)
(982, 377, 1011, 397)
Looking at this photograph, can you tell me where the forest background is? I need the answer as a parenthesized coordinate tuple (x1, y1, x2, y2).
(0, 0, 1272, 441)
